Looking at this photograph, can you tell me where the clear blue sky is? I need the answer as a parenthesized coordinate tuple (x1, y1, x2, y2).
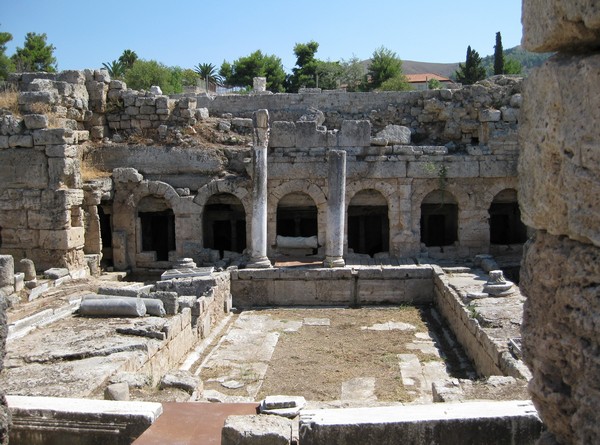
(2, 0, 523, 73)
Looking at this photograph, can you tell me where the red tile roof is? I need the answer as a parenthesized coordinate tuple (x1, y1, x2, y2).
(406, 73, 452, 83)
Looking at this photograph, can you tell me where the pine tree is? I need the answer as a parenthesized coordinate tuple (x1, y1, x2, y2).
(494, 32, 504, 75)
(11, 32, 57, 72)
(455, 46, 486, 85)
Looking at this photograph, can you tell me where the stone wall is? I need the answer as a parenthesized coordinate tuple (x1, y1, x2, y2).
(519, 1, 600, 444)
(0, 289, 8, 444)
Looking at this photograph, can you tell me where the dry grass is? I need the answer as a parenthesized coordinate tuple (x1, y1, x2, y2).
(0, 85, 19, 115)
(255, 307, 433, 402)
(81, 145, 112, 181)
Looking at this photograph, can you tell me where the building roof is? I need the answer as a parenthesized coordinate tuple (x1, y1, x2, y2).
(406, 73, 452, 83)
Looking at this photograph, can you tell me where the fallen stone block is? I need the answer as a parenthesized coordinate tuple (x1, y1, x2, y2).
(260, 395, 306, 418)
(222, 414, 293, 445)
(105, 383, 130, 401)
(79, 297, 146, 317)
(159, 370, 202, 395)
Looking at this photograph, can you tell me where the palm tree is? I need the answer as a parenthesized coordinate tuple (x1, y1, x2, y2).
(119, 49, 138, 69)
(194, 62, 223, 93)
(102, 60, 125, 79)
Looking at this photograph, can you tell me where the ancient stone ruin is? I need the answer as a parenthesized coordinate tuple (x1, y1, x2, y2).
(0, 1, 597, 443)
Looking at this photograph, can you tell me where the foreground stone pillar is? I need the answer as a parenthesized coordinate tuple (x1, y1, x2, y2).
(520, 2, 600, 444)
(248, 109, 271, 268)
(323, 149, 346, 268)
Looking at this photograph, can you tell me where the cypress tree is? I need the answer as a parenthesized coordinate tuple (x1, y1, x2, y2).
(494, 32, 504, 75)
(455, 46, 486, 85)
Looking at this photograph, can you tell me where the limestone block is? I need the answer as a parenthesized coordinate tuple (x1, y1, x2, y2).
(294, 121, 326, 148)
(518, 53, 600, 246)
(375, 124, 411, 145)
(39, 227, 85, 250)
(521, 232, 600, 444)
(522, 0, 600, 52)
(57, 70, 86, 85)
(178, 97, 196, 109)
(0, 135, 8, 148)
(104, 383, 130, 401)
(0, 149, 48, 188)
(94, 69, 111, 83)
(48, 157, 80, 188)
(222, 415, 292, 445)
(196, 107, 209, 120)
(159, 370, 201, 394)
(8, 135, 33, 148)
(113, 167, 143, 183)
(33, 128, 75, 145)
(23, 113, 48, 130)
(480, 159, 518, 177)
(479, 108, 501, 122)
(0, 209, 27, 228)
(109, 80, 126, 90)
(338, 120, 371, 147)
(269, 121, 296, 148)
(45, 144, 78, 158)
(0, 255, 15, 288)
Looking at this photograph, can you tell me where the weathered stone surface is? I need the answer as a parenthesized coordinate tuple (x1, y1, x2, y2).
(159, 370, 201, 395)
(269, 121, 296, 148)
(375, 124, 411, 145)
(0, 256, 14, 288)
(518, 53, 600, 247)
(23, 114, 48, 130)
(521, 232, 600, 444)
(17, 259, 36, 281)
(113, 167, 143, 183)
(522, 0, 600, 52)
(222, 415, 292, 445)
(104, 382, 129, 401)
(299, 401, 542, 445)
(338, 120, 371, 147)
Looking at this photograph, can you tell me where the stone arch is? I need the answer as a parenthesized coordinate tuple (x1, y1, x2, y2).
(346, 188, 390, 257)
(195, 178, 252, 249)
(137, 195, 176, 261)
(268, 181, 327, 253)
(202, 193, 247, 255)
(488, 188, 528, 245)
(419, 189, 459, 247)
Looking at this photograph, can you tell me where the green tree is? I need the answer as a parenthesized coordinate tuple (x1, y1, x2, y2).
(102, 60, 125, 79)
(339, 55, 367, 92)
(315, 60, 342, 90)
(493, 32, 504, 75)
(219, 50, 286, 92)
(119, 49, 138, 70)
(0, 26, 14, 80)
(287, 41, 320, 92)
(428, 78, 442, 90)
(124, 60, 183, 94)
(194, 62, 223, 93)
(378, 74, 411, 91)
(181, 68, 200, 88)
(455, 46, 486, 85)
(503, 57, 522, 75)
(11, 32, 57, 72)
(367, 46, 404, 90)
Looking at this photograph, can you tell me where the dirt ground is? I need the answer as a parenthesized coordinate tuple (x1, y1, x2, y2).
(200, 306, 442, 403)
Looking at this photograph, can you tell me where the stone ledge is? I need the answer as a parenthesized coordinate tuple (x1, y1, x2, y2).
(299, 400, 542, 445)
(8, 395, 163, 445)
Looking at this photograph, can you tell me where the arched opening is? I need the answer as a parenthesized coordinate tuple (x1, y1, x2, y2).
(138, 196, 175, 261)
(98, 204, 113, 266)
(203, 193, 246, 256)
(489, 189, 527, 245)
(276, 192, 318, 238)
(348, 189, 389, 257)
(420, 190, 458, 247)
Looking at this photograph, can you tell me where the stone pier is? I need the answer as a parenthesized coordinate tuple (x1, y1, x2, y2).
(324, 149, 346, 268)
(248, 109, 271, 268)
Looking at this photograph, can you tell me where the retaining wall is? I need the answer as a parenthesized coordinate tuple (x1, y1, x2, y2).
(230, 265, 434, 307)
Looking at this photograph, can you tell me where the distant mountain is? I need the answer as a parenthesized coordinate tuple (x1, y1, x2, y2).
(402, 60, 459, 79)
(480, 45, 552, 76)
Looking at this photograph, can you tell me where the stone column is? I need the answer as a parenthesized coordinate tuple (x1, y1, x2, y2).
(324, 149, 346, 268)
(248, 109, 271, 268)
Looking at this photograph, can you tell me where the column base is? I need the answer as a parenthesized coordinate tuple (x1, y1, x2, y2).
(247, 256, 272, 269)
(323, 256, 345, 268)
